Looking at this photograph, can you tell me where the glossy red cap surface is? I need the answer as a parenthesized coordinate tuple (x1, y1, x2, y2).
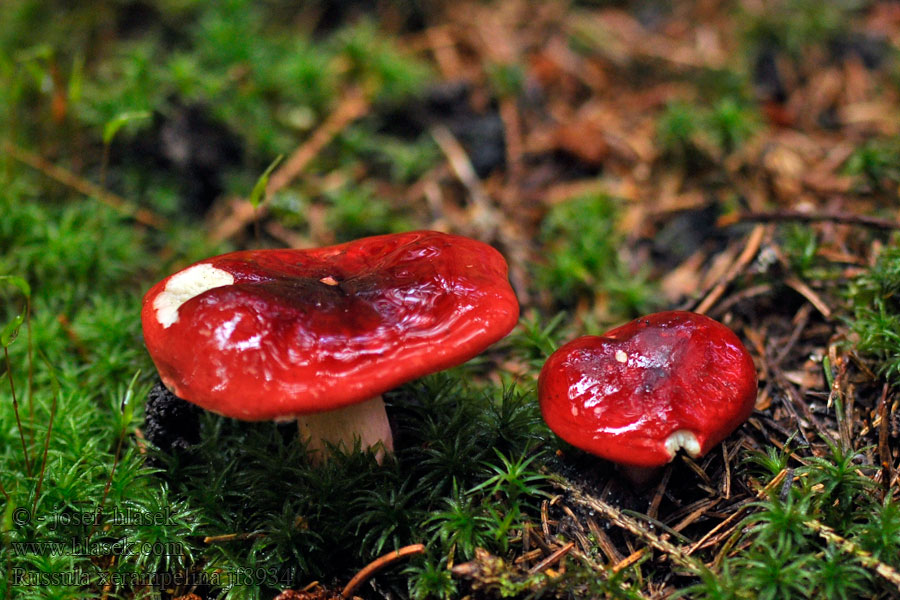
(538, 311, 757, 468)
(142, 231, 519, 420)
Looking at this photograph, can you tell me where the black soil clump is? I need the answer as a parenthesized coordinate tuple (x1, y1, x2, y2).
(144, 378, 202, 457)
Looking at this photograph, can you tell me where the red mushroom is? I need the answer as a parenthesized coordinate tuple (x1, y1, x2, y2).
(141, 231, 519, 462)
(538, 311, 757, 483)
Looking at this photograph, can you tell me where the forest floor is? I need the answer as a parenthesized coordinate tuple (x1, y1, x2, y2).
(2, 1, 900, 599)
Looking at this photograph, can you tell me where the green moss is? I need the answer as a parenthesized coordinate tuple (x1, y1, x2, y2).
(1, 0, 433, 201)
(780, 224, 820, 278)
(681, 441, 898, 600)
(149, 376, 547, 596)
(848, 243, 900, 382)
(536, 193, 658, 321)
(340, 125, 441, 184)
(844, 139, 900, 193)
(657, 101, 702, 161)
(742, 0, 861, 60)
(657, 97, 759, 163)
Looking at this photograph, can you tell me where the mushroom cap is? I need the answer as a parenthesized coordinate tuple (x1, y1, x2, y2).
(538, 311, 757, 468)
(141, 231, 519, 420)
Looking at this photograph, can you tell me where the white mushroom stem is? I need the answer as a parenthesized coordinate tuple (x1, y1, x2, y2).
(296, 395, 393, 464)
(664, 430, 701, 458)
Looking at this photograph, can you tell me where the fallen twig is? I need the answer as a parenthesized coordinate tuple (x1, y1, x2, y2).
(2, 139, 166, 229)
(431, 123, 532, 303)
(431, 124, 498, 238)
(267, 90, 369, 198)
(209, 90, 369, 243)
(720, 210, 900, 231)
(806, 519, 900, 591)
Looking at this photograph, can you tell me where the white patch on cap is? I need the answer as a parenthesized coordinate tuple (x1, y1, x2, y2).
(664, 430, 701, 458)
(153, 264, 234, 328)
(615, 350, 628, 363)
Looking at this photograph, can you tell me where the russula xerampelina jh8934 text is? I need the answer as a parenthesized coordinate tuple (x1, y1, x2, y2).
(538, 311, 758, 484)
(141, 230, 519, 463)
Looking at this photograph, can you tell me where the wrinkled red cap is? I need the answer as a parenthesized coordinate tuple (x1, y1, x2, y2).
(538, 311, 757, 468)
(142, 231, 519, 420)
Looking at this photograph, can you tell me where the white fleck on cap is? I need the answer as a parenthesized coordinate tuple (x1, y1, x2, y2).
(152, 263, 234, 328)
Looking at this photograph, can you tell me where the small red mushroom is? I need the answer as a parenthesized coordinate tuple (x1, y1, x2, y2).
(538, 311, 757, 483)
(141, 231, 519, 462)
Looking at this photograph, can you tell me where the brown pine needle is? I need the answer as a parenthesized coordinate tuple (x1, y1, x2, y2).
(528, 542, 575, 575)
(686, 469, 788, 555)
(550, 477, 703, 574)
(203, 531, 267, 544)
(694, 224, 767, 315)
(341, 544, 425, 599)
(5, 346, 32, 478)
(31, 373, 58, 515)
(612, 548, 647, 573)
(784, 277, 832, 319)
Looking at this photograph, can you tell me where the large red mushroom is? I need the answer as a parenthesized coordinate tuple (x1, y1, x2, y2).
(141, 231, 519, 462)
(538, 311, 757, 483)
